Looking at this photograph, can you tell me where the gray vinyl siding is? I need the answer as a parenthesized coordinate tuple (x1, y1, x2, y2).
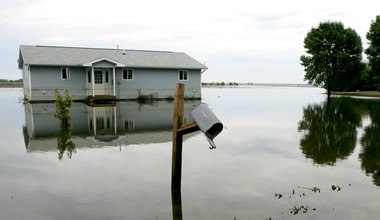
(22, 64, 31, 99)
(116, 68, 201, 99)
(27, 66, 201, 101)
(25, 103, 89, 137)
(116, 101, 198, 133)
(30, 66, 87, 100)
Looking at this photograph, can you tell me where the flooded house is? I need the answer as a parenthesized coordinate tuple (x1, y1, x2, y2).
(18, 45, 207, 102)
(23, 101, 200, 152)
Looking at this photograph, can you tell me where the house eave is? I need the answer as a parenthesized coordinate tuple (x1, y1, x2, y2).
(23, 64, 207, 70)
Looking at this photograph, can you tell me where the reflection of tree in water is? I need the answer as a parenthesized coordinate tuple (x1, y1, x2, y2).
(54, 90, 76, 160)
(359, 101, 380, 186)
(298, 97, 362, 165)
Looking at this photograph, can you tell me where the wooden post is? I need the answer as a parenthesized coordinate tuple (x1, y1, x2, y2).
(171, 188, 183, 220)
(171, 83, 201, 220)
(172, 83, 185, 189)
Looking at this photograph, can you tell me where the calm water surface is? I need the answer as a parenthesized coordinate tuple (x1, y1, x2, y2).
(0, 87, 379, 220)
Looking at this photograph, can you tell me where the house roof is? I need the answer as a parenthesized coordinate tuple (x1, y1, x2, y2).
(19, 45, 208, 70)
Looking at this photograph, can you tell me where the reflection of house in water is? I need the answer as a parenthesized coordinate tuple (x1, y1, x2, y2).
(23, 101, 200, 152)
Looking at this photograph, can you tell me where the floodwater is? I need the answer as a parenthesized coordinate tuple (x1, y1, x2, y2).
(0, 87, 379, 220)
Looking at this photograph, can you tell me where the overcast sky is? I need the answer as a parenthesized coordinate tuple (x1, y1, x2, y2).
(0, 0, 379, 83)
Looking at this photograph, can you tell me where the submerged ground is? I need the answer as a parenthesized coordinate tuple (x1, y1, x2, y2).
(0, 87, 379, 220)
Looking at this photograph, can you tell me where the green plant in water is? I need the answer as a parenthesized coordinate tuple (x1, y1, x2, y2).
(331, 185, 341, 191)
(311, 186, 321, 193)
(274, 193, 282, 199)
(290, 205, 311, 215)
(54, 90, 75, 160)
(55, 90, 73, 123)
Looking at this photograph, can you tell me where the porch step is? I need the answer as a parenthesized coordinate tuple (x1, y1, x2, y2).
(86, 95, 116, 105)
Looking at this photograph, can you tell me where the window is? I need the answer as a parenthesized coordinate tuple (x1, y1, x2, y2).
(122, 69, 134, 80)
(87, 71, 91, 83)
(105, 71, 109, 83)
(179, 70, 188, 81)
(95, 71, 103, 84)
(124, 119, 135, 131)
(61, 67, 70, 80)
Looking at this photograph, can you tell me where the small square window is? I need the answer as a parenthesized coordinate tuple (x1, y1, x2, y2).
(122, 69, 134, 80)
(179, 70, 188, 81)
(61, 67, 70, 80)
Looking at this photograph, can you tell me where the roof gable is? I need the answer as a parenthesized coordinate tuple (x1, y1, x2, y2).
(83, 58, 126, 67)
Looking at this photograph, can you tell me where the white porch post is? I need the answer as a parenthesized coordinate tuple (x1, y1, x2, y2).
(92, 107, 96, 136)
(113, 67, 116, 96)
(114, 106, 117, 135)
(91, 67, 95, 96)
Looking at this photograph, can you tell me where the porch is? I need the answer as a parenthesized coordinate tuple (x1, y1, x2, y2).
(86, 95, 116, 106)
(84, 58, 125, 100)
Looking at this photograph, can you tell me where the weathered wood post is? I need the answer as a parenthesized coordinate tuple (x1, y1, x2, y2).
(171, 84, 200, 189)
(171, 83, 185, 220)
(171, 187, 183, 220)
(170, 83, 223, 220)
(172, 83, 185, 189)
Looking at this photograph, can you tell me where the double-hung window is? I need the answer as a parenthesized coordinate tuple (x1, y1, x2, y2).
(178, 70, 188, 81)
(61, 67, 70, 80)
(122, 69, 134, 80)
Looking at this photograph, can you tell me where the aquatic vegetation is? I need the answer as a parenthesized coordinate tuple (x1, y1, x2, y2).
(331, 185, 341, 191)
(290, 205, 312, 215)
(271, 184, 351, 218)
(54, 90, 75, 160)
(54, 90, 73, 123)
(274, 193, 282, 199)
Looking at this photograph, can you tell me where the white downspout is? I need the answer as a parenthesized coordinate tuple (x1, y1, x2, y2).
(91, 67, 95, 96)
(93, 107, 96, 136)
(30, 104, 34, 138)
(28, 65, 32, 100)
(113, 67, 116, 97)
(114, 106, 117, 135)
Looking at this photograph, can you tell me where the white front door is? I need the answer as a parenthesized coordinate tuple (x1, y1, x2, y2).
(94, 70, 110, 95)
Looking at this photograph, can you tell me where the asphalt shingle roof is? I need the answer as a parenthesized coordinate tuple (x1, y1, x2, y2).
(19, 45, 207, 70)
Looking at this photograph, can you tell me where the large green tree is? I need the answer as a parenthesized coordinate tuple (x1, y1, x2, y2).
(300, 21, 364, 97)
(365, 16, 380, 91)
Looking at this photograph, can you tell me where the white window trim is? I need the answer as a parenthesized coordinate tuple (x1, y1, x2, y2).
(61, 67, 70, 80)
(122, 69, 134, 80)
(178, 70, 189, 81)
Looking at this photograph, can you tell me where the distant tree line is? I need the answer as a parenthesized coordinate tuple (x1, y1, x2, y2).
(0, 78, 23, 83)
(202, 82, 239, 86)
(301, 15, 380, 95)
